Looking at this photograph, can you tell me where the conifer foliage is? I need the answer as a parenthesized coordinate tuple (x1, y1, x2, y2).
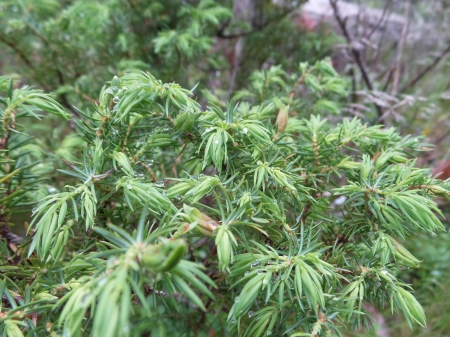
(1, 61, 448, 336)
(0, 1, 449, 337)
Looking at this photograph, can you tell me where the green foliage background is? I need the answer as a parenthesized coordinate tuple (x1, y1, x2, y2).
(1, 1, 450, 336)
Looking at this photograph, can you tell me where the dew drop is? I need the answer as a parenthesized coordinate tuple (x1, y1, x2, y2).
(48, 187, 57, 193)
(248, 310, 255, 318)
(234, 297, 240, 303)
(126, 70, 130, 74)
(162, 190, 167, 196)
(107, 256, 117, 265)
(122, 324, 130, 334)
(231, 317, 237, 324)
(267, 330, 272, 336)
(113, 96, 120, 103)
(111, 86, 118, 92)
(244, 271, 249, 276)
(12, 6, 18, 12)
(147, 160, 154, 166)
(79, 13, 85, 18)
(63, 328, 71, 337)
(176, 194, 182, 200)
(250, 260, 261, 268)
(257, 270, 264, 274)
(81, 294, 91, 308)
(381, 269, 388, 275)
(98, 278, 107, 287)
(242, 127, 248, 134)
(127, 184, 133, 190)
(49, 92, 55, 96)
(334, 195, 347, 205)
(214, 140, 219, 144)
(155, 180, 165, 188)
(32, 207, 38, 213)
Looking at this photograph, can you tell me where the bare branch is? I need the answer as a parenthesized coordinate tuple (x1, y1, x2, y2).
(329, 0, 384, 119)
(392, 0, 412, 95)
(401, 43, 450, 93)
(0, 35, 48, 90)
(366, 0, 392, 40)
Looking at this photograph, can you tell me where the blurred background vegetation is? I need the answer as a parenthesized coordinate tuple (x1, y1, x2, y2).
(1, 0, 450, 335)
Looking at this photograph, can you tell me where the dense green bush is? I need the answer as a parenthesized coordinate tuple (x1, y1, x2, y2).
(0, 0, 334, 109)
(1, 60, 449, 336)
(1, 1, 449, 337)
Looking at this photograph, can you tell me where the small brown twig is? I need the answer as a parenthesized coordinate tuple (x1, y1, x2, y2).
(0, 214, 21, 265)
(142, 162, 156, 182)
(172, 139, 188, 178)
(0, 35, 48, 90)
(74, 86, 99, 104)
(329, 0, 384, 119)
(53, 64, 80, 119)
(392, 0, 412, 95)
(400, 43, 450, 93)
(366, 0, 392, 40)
(368, 5, 393, 69)
(432, 130, 450, 147)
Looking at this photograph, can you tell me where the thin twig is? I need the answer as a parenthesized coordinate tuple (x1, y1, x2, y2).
(392, 0, 412, 95)
(53, 62, 80, 118)
(227, 38, 244, 100)
(172, 139, 188, 178)
(432, 129, 450, 147)
(381, 66, 394, 92)
(0, 214, 21, 265)
(349, 67, 357, 103)
(329, 0, 384, 119)
(400, 43, 450, 93)
(368, 12, 393, 68)
(0, 35, 48, 90)
(74, 87, 99, 104)
(366, 0, 392, 40)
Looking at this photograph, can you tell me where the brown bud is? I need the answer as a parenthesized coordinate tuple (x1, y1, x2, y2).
(183, 204, 218, 236)
(273, 105, 289, 141)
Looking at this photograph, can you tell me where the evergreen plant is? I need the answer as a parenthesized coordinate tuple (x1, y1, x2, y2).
(0, 1, 448, 336)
